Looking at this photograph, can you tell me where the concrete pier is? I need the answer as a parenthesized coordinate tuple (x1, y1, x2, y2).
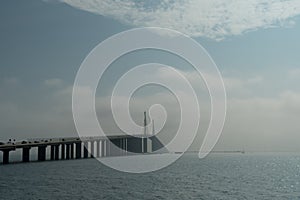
(101, 140, 105, 157)
(70, 143, 74, 159)
(0, 146, 15, 164)
(22, 147, 31, 162)
(75, 142, 81, 159)
(96, 140, 100, 158)
(90, 141, 94, 158)
(110, 139, 122, 157)
(143, 138, 147, 153)
(54, 145, 59, 160)
(2, 150, 10, 164)
(50, 145, 55, 160)
(61, 144, 65, 160)
(83, 142, 89, 158)
(66, 144, 70, 160)
(37, 145, 46, 161)
(123, 139, 126, 155)
(105, 140, 110, 157)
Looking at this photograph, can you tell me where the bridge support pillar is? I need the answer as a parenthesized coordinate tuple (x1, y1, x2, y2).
(83, 142, 89, 158)
(70, 143, 74, 159)
(101, 140, 105, 157)
(66, 144, 70, 160)
(143, 138, 147, 153)
(2, 149, 11, 164)
(125, 138, 128, 155)
(96, 141, 100, 158)
(113, 138, 124, 156)
(22, 147, 31, 162)
(120, 139, 124, 155)
(121, 138, 125, 155)
(90, 141, 94, 158)
(54, 145, 59, 160)
(38, 146, 46, 161)
(75, 142, 81, 159)
(61, 144, 65, 160)
(50, 145, 55, 160)
(122, 138, 127, 155)
(106, 140, 110, 157)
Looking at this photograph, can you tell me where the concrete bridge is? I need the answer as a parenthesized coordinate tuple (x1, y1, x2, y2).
(0, 135, 164, 164)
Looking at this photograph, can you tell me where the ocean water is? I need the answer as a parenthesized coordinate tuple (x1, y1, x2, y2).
(0, 153, 300, 199)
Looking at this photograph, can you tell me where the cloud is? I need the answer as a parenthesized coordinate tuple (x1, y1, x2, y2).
(2, 77, 19, 85)
(223, 75, 263, 91)
(0, 82, 75, 140)
(57, 0, 300, 40)
(1, 71, 300, 151)
(220, 90, 300, 151)
(44, 78, 63, 87)
(156, 66, 263, 93)
(287, 68, 300, 79)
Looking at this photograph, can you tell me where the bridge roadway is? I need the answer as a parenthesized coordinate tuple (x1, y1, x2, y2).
(0, 135, 162, 164)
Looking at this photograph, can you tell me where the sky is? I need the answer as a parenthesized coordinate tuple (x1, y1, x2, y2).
(1, 0, 300, 152)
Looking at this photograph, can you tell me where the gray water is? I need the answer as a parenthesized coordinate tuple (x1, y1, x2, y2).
(0, 153, 300, 199)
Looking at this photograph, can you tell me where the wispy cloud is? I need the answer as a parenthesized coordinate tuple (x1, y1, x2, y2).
(2, 77, 19, 85)
(57, 0, 300, 40)
(287, 68, 300, 79)
(44, 78, 63, 87)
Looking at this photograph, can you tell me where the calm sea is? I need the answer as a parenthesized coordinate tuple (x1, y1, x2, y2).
(0, 153, 300, 199)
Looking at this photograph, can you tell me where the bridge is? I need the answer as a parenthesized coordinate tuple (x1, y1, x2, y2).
(0, 135, 165, 164)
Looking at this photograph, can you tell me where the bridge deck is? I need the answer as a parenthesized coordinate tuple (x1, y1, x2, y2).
(0, 135, 149, 150)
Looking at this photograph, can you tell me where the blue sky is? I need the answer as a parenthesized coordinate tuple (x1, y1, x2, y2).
(1, 0, 300, 151)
